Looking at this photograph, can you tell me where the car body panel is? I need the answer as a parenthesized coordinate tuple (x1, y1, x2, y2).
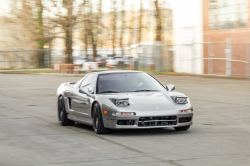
(57, 71, 193, 129)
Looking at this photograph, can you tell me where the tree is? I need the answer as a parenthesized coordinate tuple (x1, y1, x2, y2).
(81, 0, 102, 62)
(2, 0, 47, 67)
(129, 5, 135, 46)
(137, 0, 143, 45)
(48, 0, 85, 64)
(119, 0, 125, 58)
(111, 0, 117, 56)
(35, 0, 46, 67)
(154, 0, 162, 42)
(5, 0, 43, 50)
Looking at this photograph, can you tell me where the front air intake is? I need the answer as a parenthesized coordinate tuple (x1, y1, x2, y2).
(179, 117, 192, 123)
(117, 120, 135, 125)
(138, 116, 177, 127)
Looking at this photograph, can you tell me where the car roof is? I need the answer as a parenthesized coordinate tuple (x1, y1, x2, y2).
(93, 70, 144, 75)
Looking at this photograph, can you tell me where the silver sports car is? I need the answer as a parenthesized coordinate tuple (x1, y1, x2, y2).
(57, 71, 193, 134)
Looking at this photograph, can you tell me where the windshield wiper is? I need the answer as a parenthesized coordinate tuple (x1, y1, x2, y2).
(134, 90, 157, 92)
(99, 91, 119, 93)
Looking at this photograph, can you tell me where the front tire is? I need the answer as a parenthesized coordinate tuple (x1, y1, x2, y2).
(92, 103, 110, 134)
(174, 125, 190, 131)
(58, 96, 75, 126)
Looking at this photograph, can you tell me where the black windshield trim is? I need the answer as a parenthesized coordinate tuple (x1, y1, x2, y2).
(99, 91, 119, 93)
(133, 90, 162, 92)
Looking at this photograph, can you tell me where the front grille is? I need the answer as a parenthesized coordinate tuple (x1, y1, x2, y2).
(179, 117, 192, 123)
(138, 116, 177, 127)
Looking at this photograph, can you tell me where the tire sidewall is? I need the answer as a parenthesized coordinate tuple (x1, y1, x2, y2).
(92, 103, 103, 133)
(58, 96, 66, 125)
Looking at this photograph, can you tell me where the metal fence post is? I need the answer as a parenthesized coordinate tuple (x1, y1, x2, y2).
(24, 50, 27, 68)
(44, 49, 47, 68)
(208, 38, 213, 75)
(247, 40, 250, 78)
(27, 50, 30, 69)
(226, 38, 232, 77)
(192, 41, 195, 75)
(192, 28, 196, 75)
(0, 51, 2, 68)
(48, 49, 51, 68)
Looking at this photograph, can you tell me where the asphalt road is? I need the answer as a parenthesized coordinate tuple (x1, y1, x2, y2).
(0, 74, 250, 166)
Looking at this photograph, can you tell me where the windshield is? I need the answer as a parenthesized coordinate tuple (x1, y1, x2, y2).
(97, 72, 166, 93)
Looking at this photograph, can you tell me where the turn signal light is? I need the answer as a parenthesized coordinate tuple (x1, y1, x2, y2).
(179, 109, 192, 114)
(103, 110, 108, 114)
(112, 112, 136, 116)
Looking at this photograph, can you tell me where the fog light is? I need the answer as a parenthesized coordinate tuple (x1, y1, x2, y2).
(112, 112, 136, 116)
(179, 109, 192, 114)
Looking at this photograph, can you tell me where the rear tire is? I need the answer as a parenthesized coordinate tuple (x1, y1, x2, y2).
(174, 125, 190, 131)
(58, 96, 75, 126)
(92, 103, 110, 134)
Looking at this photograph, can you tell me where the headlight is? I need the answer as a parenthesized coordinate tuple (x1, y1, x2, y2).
(110, 98, 130, 107)
(112, 112, 136, 116)
(171, 96, 188, 104)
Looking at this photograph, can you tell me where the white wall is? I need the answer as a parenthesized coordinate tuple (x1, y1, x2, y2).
(172, 0, 204, 74)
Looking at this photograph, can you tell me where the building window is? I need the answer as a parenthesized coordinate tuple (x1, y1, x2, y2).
(209, 0, 248, 30)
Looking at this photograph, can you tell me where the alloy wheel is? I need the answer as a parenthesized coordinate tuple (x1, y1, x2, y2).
(93, 107, 99, 130)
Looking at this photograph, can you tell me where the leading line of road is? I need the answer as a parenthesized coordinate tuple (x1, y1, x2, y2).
(0, 74, 250, 166)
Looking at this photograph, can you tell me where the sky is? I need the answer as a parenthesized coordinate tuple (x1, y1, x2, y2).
(97, 0, 172, 13)
(0, 0, 10, 16)
(0, 0, 173, 16)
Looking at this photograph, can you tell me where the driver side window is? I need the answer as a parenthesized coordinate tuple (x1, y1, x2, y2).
(79, 74, 97, 93)
(74, 74, 88, 88)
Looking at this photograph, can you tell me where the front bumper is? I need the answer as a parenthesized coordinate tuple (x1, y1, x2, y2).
(103, 112, 193, 129)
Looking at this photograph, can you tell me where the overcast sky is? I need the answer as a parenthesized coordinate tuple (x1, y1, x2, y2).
(0, 0, 173, 16)
(0, 0, 10, 16)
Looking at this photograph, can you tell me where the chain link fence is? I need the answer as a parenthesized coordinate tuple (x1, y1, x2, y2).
(0, 49, 63, 69)
(1, 43, 249, 78)
(129, 41, 250, 78)
(204, 40, 250, 78)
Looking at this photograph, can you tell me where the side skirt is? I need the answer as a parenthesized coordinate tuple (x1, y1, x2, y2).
(68, 114, 93, 126)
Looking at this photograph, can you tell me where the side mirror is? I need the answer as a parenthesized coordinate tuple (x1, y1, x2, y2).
(79, 88, 89, 95)
(88, 87, 94, 94)
(166, 84, 175, 92)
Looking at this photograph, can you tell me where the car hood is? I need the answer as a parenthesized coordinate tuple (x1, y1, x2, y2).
(104, 91, 185, 112)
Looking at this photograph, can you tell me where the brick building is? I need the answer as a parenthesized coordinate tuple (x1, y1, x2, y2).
(203, 0, 250, 76)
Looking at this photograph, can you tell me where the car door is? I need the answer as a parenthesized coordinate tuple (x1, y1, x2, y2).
(71, 73, 97, 121)
(68, 75, 87, 115)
